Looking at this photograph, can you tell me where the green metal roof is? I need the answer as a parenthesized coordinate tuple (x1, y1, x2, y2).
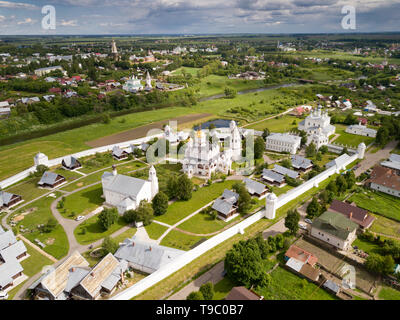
(312, 211, 358, 240)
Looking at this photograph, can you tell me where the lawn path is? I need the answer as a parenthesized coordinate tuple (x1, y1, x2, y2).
(242, 108, 294, 128)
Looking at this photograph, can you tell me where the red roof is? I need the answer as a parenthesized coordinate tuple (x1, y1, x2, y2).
(329, 200, 375, 228)
(49, 87, 61, 94)
(285, 245, 318, 266)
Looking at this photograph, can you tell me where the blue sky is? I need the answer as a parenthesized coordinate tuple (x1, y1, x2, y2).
(0, 0, 399, 35)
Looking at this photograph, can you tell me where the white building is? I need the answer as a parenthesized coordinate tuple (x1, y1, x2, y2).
(183, 130, 232, 178)
(102, 165, 159, 214)
(145, 71, 152, 91)
(345, 123, 377, 138)
(34, 66, 64, 77)
(298, 107, 335, 149)
(265, 133, 301, 154)
(122, 75, 143, 93)
(34, 152, 49, 167)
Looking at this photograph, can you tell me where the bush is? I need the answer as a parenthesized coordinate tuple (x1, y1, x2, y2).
(152, 191, 169, 216)
(98, 208, 119, 231)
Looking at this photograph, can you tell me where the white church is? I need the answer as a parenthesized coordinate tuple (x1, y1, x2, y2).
(101, 165, 159, 214)
(182, 121, 242, 178)
(298, 107, 336, 149)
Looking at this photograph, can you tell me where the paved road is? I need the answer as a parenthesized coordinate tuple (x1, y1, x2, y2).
(354, 140, 398, 176)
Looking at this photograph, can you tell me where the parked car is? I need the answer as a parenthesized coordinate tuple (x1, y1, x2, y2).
(304, 218, 312, 224)
(299, 223, 307, 230)
(0, 291, 9, 300)
(75, 216, 85, 221)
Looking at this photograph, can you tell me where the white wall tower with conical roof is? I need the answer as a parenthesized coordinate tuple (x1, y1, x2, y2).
(145, 71, 152, 89)
(34, 152, 49, 167)
(148, 166, 159, 198)
(265, 192, 278, 219)
(357, 142, 366, 159)
(230, 120, 242, 161)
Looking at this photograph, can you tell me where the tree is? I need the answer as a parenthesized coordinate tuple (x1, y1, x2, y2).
(281, 158, 292, 169)
(101, 236, 119, 255)
(285, 209, 300, 235)
(305, 142, 317, 158)
(166, 175, 179, 199)
(199, 282, 214, 300)
(306, 197, 322, 219)
(365, 253, 395, 275)
(98, 208, 119, 231)
(176, 174, 193, 201)
(341, 147, 349, 155)
(254, 136, 265, 159)
(262, 128, 270, 140)
(187, 291, 204, 300)
(152, 192, 169, 216)
(43, 218, 58, 233)
(134, 201, 154, 226)
(319, 145, 328, 154)
(336, 175, 348, 193)
(224, 87, 237, 99)
(233, 182, 252, 214)
(376, 127, 390, 147)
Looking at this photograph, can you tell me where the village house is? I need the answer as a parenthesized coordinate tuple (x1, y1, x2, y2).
(262, 168, 286, 187)
(101, 166, 158, 214)
(112, 146, 129, 160)
(30, 251, 126, 300)
(114, 237, 184, 274)
(211, 189, 240, 221)
(243, 178, 268, 198)
(0, 190, 23, 209)
(366, 165, 400, 198)
(272, 164, 299, 179)
(34, 66, 64, 77)
(311, 211, 358, 250)
(38, 171, 66, 188)
(62, 156, 82, 170)
(265, 133, 301, 154)
(328, 200, 375, 229)
(291, 155, 313, 172)
(284, 245, 320, 282)
(380, 153, 400, 172)
(0, 227, 27, 292)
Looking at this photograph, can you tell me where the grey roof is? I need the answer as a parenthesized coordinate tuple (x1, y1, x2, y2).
(62, 156, 80, 169)
(381, 153, 400, 171)
(0, 191, 16, 207)
(64, 267, 90, 293)
(0, 230, 17, 251)
(141, 143, 150, 151)
(326, 154, 350, 169)
(1, 240, 27, 262)
(273, 164, 299, 179)
(262, 169, 285, 183)
(323, 280, 340, 293)
(114, 237, 184, 273)
(102, 173, 147, 200)
(0, 257, 23, 289)
(112, 146, 126, 157)
(221, 189, 239, 203)
(212, 198, 236, 215)
(267, 133, 301, 144)
(389, 154, 400, 163)
(38, 171, 62, 186)
(101, 260, 128, 292)
(291, 155, 313, 170)
(244, 178, 267, 195)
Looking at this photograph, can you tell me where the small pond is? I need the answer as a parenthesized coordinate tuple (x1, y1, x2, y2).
(193, 119, 232, 130)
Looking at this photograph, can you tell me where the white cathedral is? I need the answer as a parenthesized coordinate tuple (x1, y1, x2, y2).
(298, 107, 336, 149)
(182, 120, 242, 178)
(102, 165, 159, 214)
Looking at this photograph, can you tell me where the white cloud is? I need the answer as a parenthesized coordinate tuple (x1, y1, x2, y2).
(0, 1, 37, 9)
(17, 17, 36, 25)
(59, 19, 78, 27)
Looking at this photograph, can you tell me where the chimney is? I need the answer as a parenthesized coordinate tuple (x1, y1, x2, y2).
(131, 241, 135, 247)
(349, 212, 353, 219)
(90, 272, 94, 277)
(149, 246, 152, 251)
(71, 267, 75, 272)
(112, 165, 117, 176)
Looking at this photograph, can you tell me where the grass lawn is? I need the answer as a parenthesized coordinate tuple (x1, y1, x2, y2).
(4, 176, 48, 203)
(10, 194, 69, 259)
(352, 238, 382, 254)
(254, 266, 337, 300)
(246, 115, 298, 132)
(155, 180, 238, 225)
(7, 240, 55, 300)
(271, 185, 293, 196)
(334, 125, 375, 148)
(74, 215, 128, 245)
(370, 214, 400, 239)
(349, 189, 400, 222)
(178, 211, 241, 235)
(145, 222, 168, 240)
(212, 277, 236, 300)
(378, 286, 400, 300)
(160, 230, 208, 251)
(62, 184, 104, 218)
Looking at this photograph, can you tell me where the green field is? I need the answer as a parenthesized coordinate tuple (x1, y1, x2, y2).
(62, 184, 104, 218)
(255, 266, 337, 300)
(160, 229, 208, 251)
(5, 176, 48, 203)
(349, 189, 400, 222)
(145, 222, 168, 240)
(10, 194, 69, 259)
(334, 125, 375, 148)
(246, 114, 298, 132)
(378, 286, 400, 300)
(370, 214, 400, 239)
(212, 277, 236, 300)
(154, 180, 238, 225)
(74, 215, 128, 245)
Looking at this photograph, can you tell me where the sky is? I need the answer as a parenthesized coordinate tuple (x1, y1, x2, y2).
(0, 0, 399, 35)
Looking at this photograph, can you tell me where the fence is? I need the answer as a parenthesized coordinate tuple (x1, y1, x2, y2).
(112, 152, 360, 300)
(0, 133, 162, 190)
